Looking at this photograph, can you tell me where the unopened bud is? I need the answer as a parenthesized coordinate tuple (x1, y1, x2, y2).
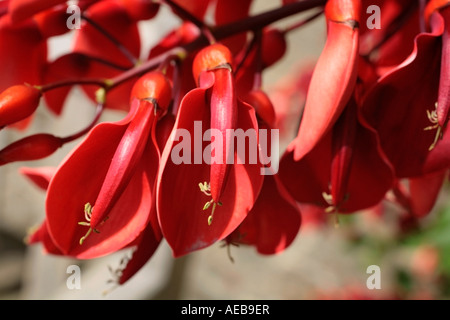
(0, 85, 42, 128)
(0, 134, 63, 165)
(192, 44, 233, 85)
(130, 71, 173, 113)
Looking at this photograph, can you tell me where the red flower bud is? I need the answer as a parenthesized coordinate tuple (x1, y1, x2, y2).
(0, 134, 63, 165)
(130, 70, 173, 114)
(192, 43, 233, 85)
(0, 85, 42, 128)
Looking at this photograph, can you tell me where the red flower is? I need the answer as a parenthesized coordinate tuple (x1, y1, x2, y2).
(361, 2, 450, 178)
(157, 43, 264, 257)
(44, 71, 171, 259)
(279, 97, 395, 215)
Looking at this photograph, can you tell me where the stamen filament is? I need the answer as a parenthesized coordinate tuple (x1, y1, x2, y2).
(424, 103, 443, 151)
(199, 181, 223, 225)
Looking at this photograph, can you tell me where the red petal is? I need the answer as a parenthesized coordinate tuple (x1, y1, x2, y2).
(89, 99, 155, 228)
(8, 0, 67, 23)
(361, 25, 450, 177)
(235, 174, 301, 255)
(45, 116, 153, 259)
(330, 101, 357, 207)
(171, 0, 211, 21)
(19, 166, 56, 190)
(279, 110, 394, 213)
(214, 0, 252, 53)
(0, 17, 47, 91)
(118, 215, 162, 285)
(288, 20, 359, 161)
(73, 1, 140, 67)
(26, 220, 63, 255)
(33, 4, 71, 38)
(409, 170, 447, 218)
(209, 68, 237, 203)
(42, 53, 91, 115)
(436, 7, 450, 126)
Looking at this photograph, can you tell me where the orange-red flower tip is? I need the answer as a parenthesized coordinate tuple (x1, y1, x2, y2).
(0, 84, 42, 128)
(192, 43, 233, 86)
(425, 0, 450, 25)
(130, 70, 173, 115)
(325, 0, 361, 26)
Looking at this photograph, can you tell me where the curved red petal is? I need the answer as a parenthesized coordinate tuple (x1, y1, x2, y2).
(19, 166, 56, 190)
(409, 170, 447, 218)
(361, 27, 450, 177)
(73, 1, 140, 67)
(27, 220, 64, 255)
(43, 53, 91, 115)
(0, 17, 47, 91)
(8, 0, 67, 23)
(171, 0, 211, 21)
(288, 21, 359, 161)
(118, 216, 162, 285)
(45, 118, 152, 259)
(214, 0, 252, 53)
(236, 174, 301, 255)
(279, 111, 394, 213)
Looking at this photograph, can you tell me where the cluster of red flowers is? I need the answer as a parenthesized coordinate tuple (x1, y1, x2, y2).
(0, 0, 449, 287)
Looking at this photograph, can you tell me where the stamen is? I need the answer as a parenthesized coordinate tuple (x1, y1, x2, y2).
(226, 243, 235, 263)
(424, 103, 443, 151)
(322, 191, 333, 205)
(322, 191, 339, 228)
(79, 227, 92, 245)
(78, 202, 103, 245)
(334, 212, 340, 229)
(84, 203, 93, 222)
(199, 182, 211, 196)
(199, 181, 223, 225)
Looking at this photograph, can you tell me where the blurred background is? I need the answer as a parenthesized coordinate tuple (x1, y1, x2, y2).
(1, 1, 450, 300)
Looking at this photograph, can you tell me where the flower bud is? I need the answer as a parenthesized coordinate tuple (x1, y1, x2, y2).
(192, 43, 233, 85)
(130, 71, 173, 113)
(0, 85, 42, 128)
(0, 134, 63, 165)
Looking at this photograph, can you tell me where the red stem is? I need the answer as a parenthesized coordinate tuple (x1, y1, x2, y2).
(212, 0, 327, 39)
